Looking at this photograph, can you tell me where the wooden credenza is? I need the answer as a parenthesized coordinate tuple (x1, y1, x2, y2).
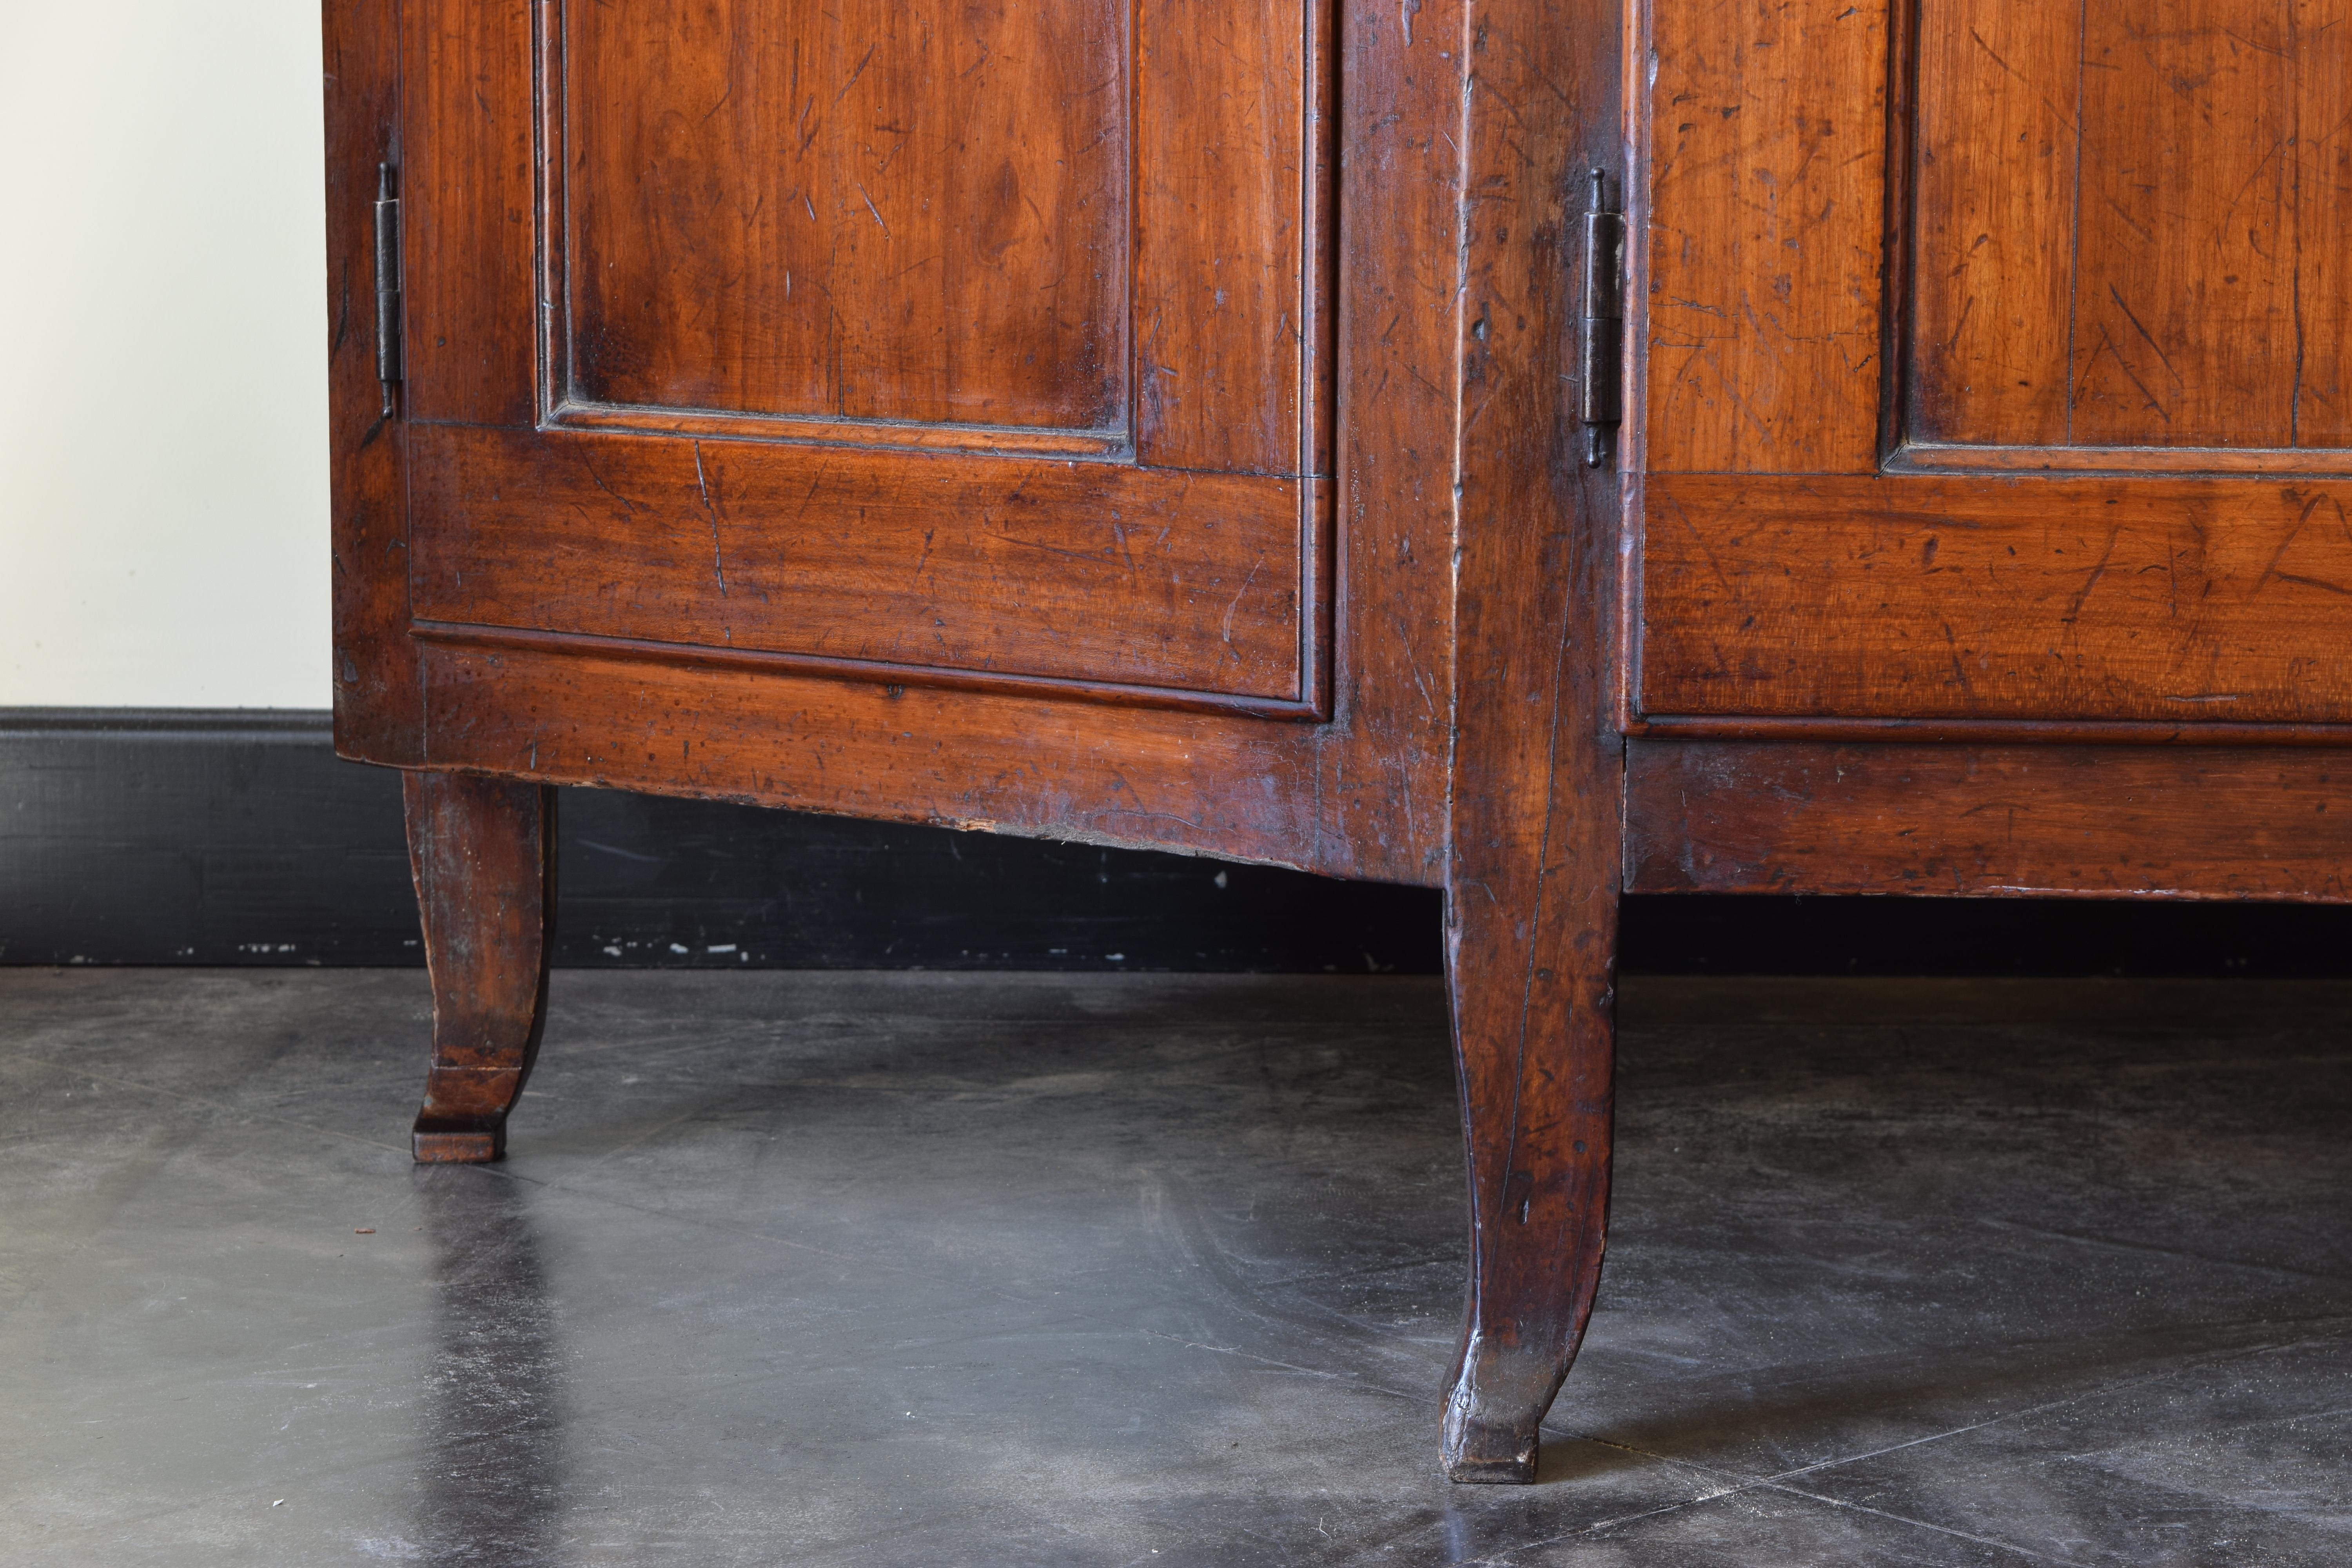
(325, 0, 2352, 1481)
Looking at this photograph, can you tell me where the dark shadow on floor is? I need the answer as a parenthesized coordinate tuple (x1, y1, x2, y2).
(415, 1166, 567, 1568)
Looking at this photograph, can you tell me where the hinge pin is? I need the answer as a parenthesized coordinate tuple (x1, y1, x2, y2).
(1579, 169, 1625, 468)
(374, 164, 403, 419)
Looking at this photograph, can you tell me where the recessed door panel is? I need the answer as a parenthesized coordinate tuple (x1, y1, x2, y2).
(561, 0, 1127, 435)
(1911, 0, 2352, 459)
(399, 0, 1332, 710)
(1635, 0, 2352, 727)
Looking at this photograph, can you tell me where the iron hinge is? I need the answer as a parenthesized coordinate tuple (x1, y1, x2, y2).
(374, 163, 403, 419)
(1579, 169, 1625, 468)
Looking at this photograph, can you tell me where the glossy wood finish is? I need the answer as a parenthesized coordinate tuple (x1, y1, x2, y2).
(334, 0, 2349, 1490)
(1639, 472, 2352, 725)
(1632, 0, 2352, 733)
(408, 425, 1316, 706)
(1907, 0, 2075, 449)
(1913, 0, 2352, 454)
(349, 0, 1463, 887)
(343, 0, 1613, 1479)
(1132, 0, 1331, 474)
(1625, 739, 2352, 902)
(1438, 0, 1623, 1476)
(1643, 0, 1887, 474)
(405, 771, 556, 1163)
(416, 642, 1335, 868)
(560, 0, 1128, 434)
(400, 0, 1331, 710)
(400, 0, 537, 428)
(324, 0, 419, 763)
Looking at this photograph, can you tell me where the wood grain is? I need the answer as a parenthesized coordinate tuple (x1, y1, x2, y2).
(401, 0, 536, 426)
(408, 425, 1309, 702)
(416, 642, 1340, 870)
(401, 0, 1335, 706)
(1897, 443, 2352, 477)
(1906, 0, 2352, 454)
(326, 0, 422, 764)
(343, 0, 1459, 886)
(1641, 471, 2352, 724)
(1645, 0, 1888, 473)
(1626, 739, 2352, 901)
(1440, 0, 1624, 1484)
(1908, 0, 2079, 446)
(405, 770, 556, 1162)
(561, 0, 1127, 433)
(2293, 0, 2352, 446)
(1133, 0, 1313, 474)
(1310, 0, 1460, 885)
(2073, 0, 2301, 446)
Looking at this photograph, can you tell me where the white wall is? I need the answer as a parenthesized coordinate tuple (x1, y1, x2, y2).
(0, 0, 329, 709)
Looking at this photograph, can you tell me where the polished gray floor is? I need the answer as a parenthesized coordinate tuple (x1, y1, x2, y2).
(3, 970, 2350, 1566)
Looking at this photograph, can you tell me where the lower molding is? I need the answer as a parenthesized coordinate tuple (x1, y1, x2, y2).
(5, 710, 2348, 973)
(1627, 738, 2352, 901)
(0, 709, 1437, 970)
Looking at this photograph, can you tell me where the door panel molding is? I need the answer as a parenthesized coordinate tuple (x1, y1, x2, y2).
(527, 0, 1335, 474)
(407, 425, 1325, 708)
(397, 0, 1334, 710)
(1632, 0, 2352, 732)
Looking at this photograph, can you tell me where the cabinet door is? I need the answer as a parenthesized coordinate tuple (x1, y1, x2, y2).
(397, 0, 1332, 714)
(1633, 0, 2352, 731)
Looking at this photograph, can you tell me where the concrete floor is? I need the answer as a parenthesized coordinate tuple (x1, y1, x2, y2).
(2, 971, 2350, 1566)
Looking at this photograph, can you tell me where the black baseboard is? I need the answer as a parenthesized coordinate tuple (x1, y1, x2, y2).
(5, 709, 2349, 975)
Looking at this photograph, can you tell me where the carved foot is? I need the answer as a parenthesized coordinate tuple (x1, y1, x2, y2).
(412, 1112, 510, 1164)
(403, 770, 555, 1164)
(1440, 867, 1616, 1483)
(1441, 1339, 1566, 1482)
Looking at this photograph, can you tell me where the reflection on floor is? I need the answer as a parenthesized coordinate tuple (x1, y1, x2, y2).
(3, 970, 2350, 1566)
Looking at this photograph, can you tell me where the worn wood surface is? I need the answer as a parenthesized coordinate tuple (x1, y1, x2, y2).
(1894, 444, 2352, 477)
(1132, 0, 1325, 474)
(2304, 4, 2352, 447)
(400, 0, 536, 426)
(1439, 0, 1624, 1485)
(1913, 0, 2352, 452)
(1637, 713, 2352, 747)
(1626, 739, 2352, 901)
(1633, 0, 2352, 734)
(346, 0, 1451, 880)
(2070, 0, 2331, 448)
(1644, 0, 1887, 474)
(1908, 0, 2078, 448)
(1640, 472, 2352, 724)
(1307, 0, 1461, 882)
(417, 642, 1347, 871)
(399, 0, 1332, 711)
(405, 771, 556, 1162)
(325, 0, 421, 766)
(336, 0, 2352, 1489)
(560, 0, 1126, 433)
(408, 425, 1314, 704)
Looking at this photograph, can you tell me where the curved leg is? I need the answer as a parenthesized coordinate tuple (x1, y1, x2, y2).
(1440, 869, 1617, 1482)
(404, 770, 555, 1163)
(1436, 170, 1624, 1472)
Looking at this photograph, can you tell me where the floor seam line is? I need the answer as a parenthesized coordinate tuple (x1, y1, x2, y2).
(1976, 1215, 2352, 1286)
(1134, 1327, 1428, 1405)
(8, 1053, 413, 1158)
(1762, 1482, 2094, 1567)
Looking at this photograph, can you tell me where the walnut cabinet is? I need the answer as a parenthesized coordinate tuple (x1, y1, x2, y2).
(327, 0, 2352, 1481)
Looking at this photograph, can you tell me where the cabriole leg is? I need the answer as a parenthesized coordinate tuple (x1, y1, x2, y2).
(1439, 873, 1617, 1483)
(403, 770, 556, 1163)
